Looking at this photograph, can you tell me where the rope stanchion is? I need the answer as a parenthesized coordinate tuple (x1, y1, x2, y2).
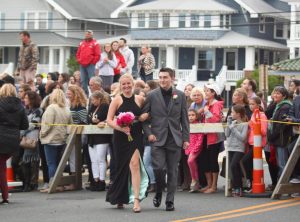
(244, 109, 271, 198)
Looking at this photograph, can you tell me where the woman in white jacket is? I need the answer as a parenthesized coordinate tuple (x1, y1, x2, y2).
(96, 43, 117, 90)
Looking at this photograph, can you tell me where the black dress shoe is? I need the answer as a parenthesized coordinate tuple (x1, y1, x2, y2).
(153, 192, 162, 208)
(165, 201, 175, 211)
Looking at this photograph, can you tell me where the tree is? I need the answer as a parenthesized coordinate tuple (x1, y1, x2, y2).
(67, 56, 80, 75)
(236, 69, 284, 94)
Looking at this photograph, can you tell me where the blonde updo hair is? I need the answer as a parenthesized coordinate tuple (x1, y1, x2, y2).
(0, 83, 17, 98)
(50, 89, 66, 107)
(119, 74, 134, 92)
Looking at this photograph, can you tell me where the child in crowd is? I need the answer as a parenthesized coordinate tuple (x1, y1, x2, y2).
(243, 97, 268, 190)
(225, 104, 248, 197)
(185, 109, 203, 193)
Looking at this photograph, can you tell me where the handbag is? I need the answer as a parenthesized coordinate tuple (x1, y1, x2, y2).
(20, 137, 37, 149)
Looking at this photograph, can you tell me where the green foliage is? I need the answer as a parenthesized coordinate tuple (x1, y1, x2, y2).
(67, 56, 80, 75)
(236, 69, 284, 94)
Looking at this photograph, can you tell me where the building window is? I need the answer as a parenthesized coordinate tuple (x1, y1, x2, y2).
(263, 50, 269, 64)
(106, 24, 115, 36)
(138, 13, 145, 28)
(179, 14, 185, 28)
(162, 13, 170, 28)
(220, 15, 224, 28)
(191, 14, 199, 28)
(225, 15, 230, 29)
(0, 47, 3, 64)
(220, 14, 230, 29)
(296, 48, 299, 58)
(80, 22, 86, 31)
(204, 15, 211, 28)
(25, 11, 48, 30)
(198, 50, 213, 70)
(274, 20, 284, 38)
(259, 16, 265, 33)
(149, 13, 158, 28)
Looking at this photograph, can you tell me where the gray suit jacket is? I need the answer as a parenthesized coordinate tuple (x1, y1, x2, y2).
(142, 87, 189, 147)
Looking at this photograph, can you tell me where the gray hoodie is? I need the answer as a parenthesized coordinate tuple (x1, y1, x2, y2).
(225, 120, 248, 153)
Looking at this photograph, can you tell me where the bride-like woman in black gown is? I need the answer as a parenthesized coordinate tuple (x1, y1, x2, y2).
(106, 74, 149, 212)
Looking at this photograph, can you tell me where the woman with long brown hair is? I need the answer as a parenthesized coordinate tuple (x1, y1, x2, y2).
(65, 85, 88, 190)
(87, 90, 110, 191)
(96, 43, 117, 89)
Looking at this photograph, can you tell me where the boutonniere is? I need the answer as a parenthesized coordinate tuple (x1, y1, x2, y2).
(172, 92, 178, 100)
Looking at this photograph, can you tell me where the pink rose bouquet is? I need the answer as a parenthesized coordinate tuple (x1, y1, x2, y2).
(116, 112, 135, 141)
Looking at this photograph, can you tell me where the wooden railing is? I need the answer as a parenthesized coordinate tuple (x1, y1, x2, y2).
(226, 70, 244, 81)
(37, 64, 60, 74)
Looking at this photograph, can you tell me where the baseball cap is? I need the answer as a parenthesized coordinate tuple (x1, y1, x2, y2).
(205, 83, 220, 96)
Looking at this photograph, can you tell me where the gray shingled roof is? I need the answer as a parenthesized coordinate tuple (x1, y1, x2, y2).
(48, 0, 129, 26)
(98, 31, 288, 50)
(237, 0, 290, 19)
(126, 0, 237, 13)
(0, 32, 81, 47)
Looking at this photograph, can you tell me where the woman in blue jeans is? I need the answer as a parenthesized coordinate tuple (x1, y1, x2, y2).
(40, 89, 72, 192)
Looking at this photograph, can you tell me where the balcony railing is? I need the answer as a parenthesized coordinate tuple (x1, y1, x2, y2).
(37, 64, 60, 74)
(226, 70, 244, 81)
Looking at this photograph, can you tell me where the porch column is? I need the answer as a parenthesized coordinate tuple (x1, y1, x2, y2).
(290, 47, 295, 59)
(49, 47, 54, 72)
(245, 47, 255, 70)
(290, 4, 296, 41)
(59, 47, 65, 73)
(65, 47, 71, 72)
(166, 46, 175, 68)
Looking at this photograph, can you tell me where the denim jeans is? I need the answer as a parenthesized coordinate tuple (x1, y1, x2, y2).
(143, 146, 155, 184)
(80, 64, 95, 96)
(44, 144, 64, 179)
(140, 72, 153, 83)
(276, 146, 289, 177)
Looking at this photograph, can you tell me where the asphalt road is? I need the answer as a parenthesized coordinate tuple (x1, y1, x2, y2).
(1, 181, 300, 222)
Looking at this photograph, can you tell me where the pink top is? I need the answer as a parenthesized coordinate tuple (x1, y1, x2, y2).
(204, 100, 224, 145)
(248, 112, 268, 147)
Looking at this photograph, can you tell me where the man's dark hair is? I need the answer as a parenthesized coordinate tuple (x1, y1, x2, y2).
(120, 38, 127, 44)
(2, 75, 15, 85)
(246, 78, 257, 92)
(19, 31, 30, 38)
(159, 67, 175, 78)
(35, 74, 43, 78)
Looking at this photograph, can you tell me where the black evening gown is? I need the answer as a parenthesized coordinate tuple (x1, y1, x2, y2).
(106, 94, 148, 205)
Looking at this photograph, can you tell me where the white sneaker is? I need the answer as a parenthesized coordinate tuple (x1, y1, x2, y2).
(289, 178, 300, 184)
(291, 193, 300, 198)
(38, 183, 49, 190)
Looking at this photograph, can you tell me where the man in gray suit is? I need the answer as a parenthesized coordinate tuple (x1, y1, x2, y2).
(143, 67, 189, 211)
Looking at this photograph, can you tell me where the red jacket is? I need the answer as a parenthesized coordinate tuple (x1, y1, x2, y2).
(113, 51, 126, 75)
(204, 100, 224, 145)
(76, 39, 100, 67)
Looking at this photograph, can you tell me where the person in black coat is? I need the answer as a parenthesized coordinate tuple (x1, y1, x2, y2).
(0, 83, 28, 204)
(268, 86, 293, 177)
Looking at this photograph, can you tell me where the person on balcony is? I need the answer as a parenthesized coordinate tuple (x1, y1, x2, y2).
(76, 30, 101, 96)
(17, 31, 39, 88)
(138, 45, 155, 82)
